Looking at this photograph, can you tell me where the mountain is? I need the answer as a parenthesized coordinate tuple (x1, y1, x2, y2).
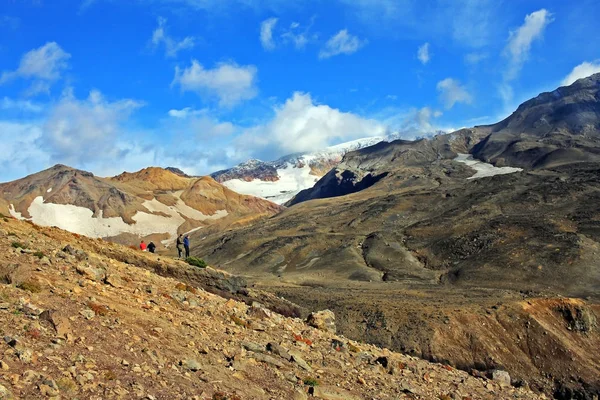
(0, 216, 544, 399)
(211, 136, 388, 204)
(0, 165, 282, 249)
(190, 74, 600, 398)
(471, 73, 600, 169)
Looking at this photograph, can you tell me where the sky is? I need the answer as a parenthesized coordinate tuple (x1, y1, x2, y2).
(1, 0, 599, 182)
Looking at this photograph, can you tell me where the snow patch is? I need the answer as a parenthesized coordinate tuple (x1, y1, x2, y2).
(455, 154, 522, 179)
(8, 204, 24, 220)
(46, 188, 52, 193)
(13, 195, 228, 244)
(223, 163, 319, 204)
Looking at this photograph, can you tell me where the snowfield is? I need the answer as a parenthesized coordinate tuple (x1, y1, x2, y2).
(221, 137, 388, 204)
(223, 162, 319, 205)
(455, 154, 523, 179)
(10, 193, 228, 244)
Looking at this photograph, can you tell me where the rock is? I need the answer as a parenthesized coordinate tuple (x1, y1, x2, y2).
(289, 350, 312, 372)
(251, 352, 285, 368)
(75, 264, 106, 281)
(40, 310, 73, 338)
(0, 303, 10, 310)
(267, 342, 291, 360)
(0, 383, 13, 399)
(183, 359, 201, 372)
(241, 341, 266, 354)
(310, 386, 361, 400)
(306, 309, 336, 334)
(79, 309, 95, 320)
(0, 361, 8, 370)
(492, 369, 511, 386)
(39, 384, 60, 397)
(18, 348, 33, 363)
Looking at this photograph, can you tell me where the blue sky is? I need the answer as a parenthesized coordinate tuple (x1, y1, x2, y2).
(1, 0, 599, 182)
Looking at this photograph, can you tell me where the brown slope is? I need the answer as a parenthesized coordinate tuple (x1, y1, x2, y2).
(110, 166, 192, 191)
(0, 217, 545, 399)
(0, 164, 144, 223)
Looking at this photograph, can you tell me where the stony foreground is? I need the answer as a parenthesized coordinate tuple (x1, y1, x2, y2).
(0, 217, 544, 399)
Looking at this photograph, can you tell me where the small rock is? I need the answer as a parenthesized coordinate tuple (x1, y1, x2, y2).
(251, 352, 285, 368)
(40, 310, 73, 338)
(75, 264, 105, 282)
(289, 350, 312, 372)
(183, 359, 201, 372)
(0, 361, 9, 370)
(492, 369, 511, 386)
(0, 383, 12, 399)
(39, 384, 60, 397)
(306, 310, 336, 334)
(79, 309, 95, 320)
(0, 303, 10, 310)
(242, 341, 266, 354)
(18, 349, 33, 363)
(267, 342, 291, 360)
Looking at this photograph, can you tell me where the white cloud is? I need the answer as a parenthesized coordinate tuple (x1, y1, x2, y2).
(1, 97, 43, 113)
(260, 17, 278, 50)
(504, 9, 553, 80)
(0, 121, 49, 182)
(417, 42, 430, 65)
(167, 107, 208, 118)
(464, 52, 488, 65)
(436, 78, 473, 109)
(235, 92, 387, 157)
(319, 29, 367, 59)
(39, 89, 144, 166)
(561, 61, 600, 86)
(261, 17, 315, 51)
(172, 60, 258, 106)
(0, 42, 71, 96)
(151, 17, 196, 57)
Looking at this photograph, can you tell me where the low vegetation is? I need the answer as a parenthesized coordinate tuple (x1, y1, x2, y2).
(185, 256, 207, 268)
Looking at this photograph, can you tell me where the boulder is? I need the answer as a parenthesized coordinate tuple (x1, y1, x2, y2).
(307, 310, 336, 334)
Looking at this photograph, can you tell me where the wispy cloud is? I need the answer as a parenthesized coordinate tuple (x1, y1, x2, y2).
(417, 42, 430, 65)
(561, 61, 600, 86)
(464, 52, 488, 65)
(260, 17, 278, 50)
(1, 97, 43, 113)
(172, 61, 258, 107)
(499, 8, 553, 106)
(319, 29, 367, 59)
(0, 15, 20, 29)
(504, 9, 553, 81)
(151, 17, 196, 58)
(0, 42, 71, 96)
(437, 78, 472, 109)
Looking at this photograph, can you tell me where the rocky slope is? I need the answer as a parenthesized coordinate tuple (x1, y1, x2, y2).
(471, 73, 600, 169)
(189, 75, 600, 398)
(0, 216, 544, 399)
(0, 166, 282, 249)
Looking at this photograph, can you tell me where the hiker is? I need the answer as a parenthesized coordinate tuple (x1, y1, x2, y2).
(183, 235, 190, 258)
(147, 241, 156, 253)
(139, 240, 147, 251)
(176, 234, 183, 258)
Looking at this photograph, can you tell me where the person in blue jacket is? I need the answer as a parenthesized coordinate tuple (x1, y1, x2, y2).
(183, 235, 190, 258)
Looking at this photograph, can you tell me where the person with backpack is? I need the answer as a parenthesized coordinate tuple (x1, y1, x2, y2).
(176, 234, 183, 258)
(183, 235, 190, 258)
(147, 241, 156, 253)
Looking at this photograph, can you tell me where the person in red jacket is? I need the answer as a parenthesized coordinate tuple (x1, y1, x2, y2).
(140, 240, 147, 251)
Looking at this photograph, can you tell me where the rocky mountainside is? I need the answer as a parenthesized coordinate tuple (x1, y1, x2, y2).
(0, 166, 282, 249)
(0, 217, 544, 399)
(211, 137, 388, 204)
(190, 75, 600, 398)
(471, 73, 600, 169)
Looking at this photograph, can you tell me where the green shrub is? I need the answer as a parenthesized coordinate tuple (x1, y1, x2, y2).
(11, 242, 26, 249)
(186, 257, 207, 268)
(303, 377, 319, 387)
(33, 251, 45, 259)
